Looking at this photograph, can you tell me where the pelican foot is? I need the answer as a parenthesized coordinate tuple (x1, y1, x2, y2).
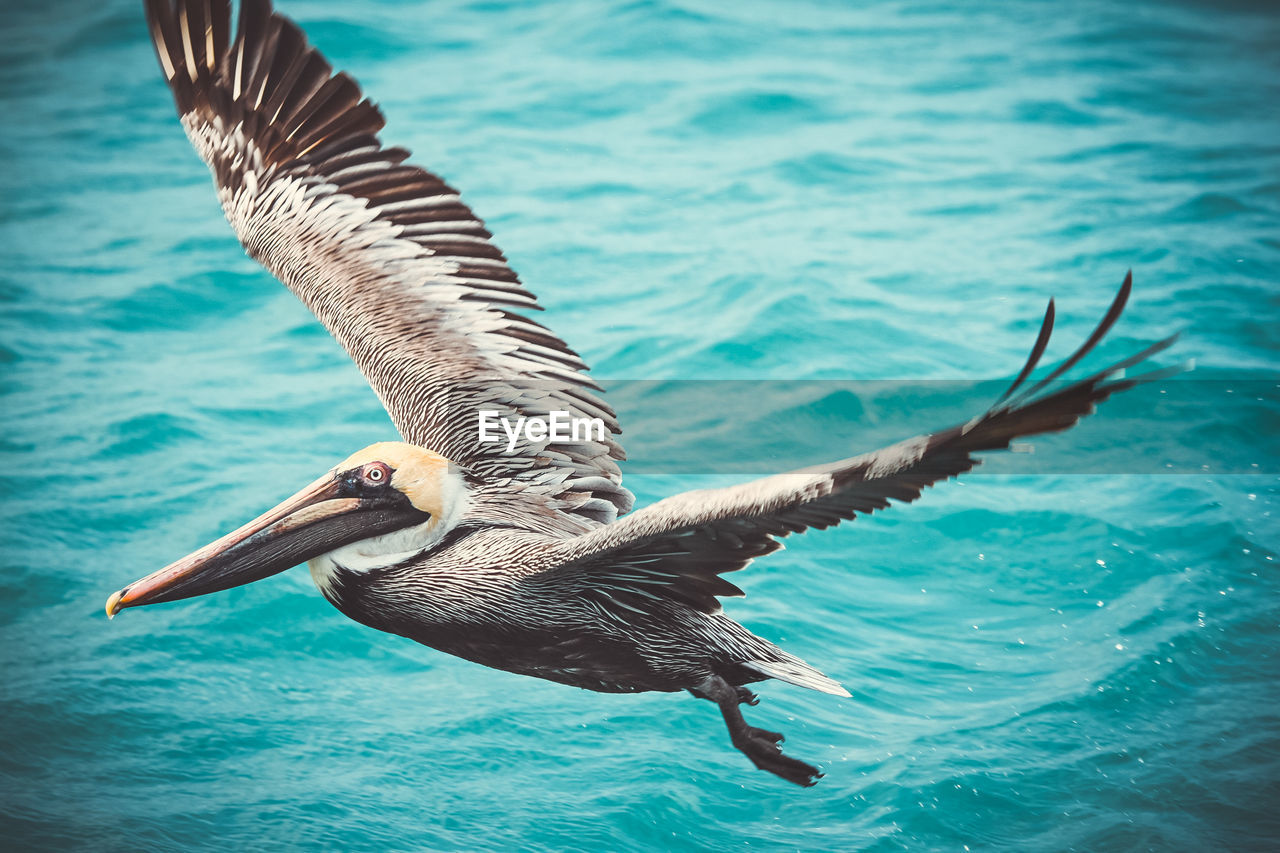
(732, 727, 822, 787)
(692, 673, 823, 787)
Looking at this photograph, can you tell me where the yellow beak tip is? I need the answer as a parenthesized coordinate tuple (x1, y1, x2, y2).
(105, 590, 123, 620)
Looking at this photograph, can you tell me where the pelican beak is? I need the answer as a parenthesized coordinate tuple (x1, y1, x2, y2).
(106, 472, 427, 618)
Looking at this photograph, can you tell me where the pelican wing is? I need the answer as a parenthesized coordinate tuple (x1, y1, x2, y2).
(541, 276, 1177, 615)
(144, 0, 632, 524)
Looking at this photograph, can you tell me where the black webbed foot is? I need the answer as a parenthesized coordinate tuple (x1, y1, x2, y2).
(732, 726, 822, 787)
(692, 674, 823, 787)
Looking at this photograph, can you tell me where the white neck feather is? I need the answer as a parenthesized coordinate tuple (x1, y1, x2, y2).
(308, 466, 470, 600)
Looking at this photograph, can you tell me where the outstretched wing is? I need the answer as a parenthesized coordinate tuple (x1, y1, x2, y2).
(541, 274, 1178, 615)
(144, 0, 631, 525)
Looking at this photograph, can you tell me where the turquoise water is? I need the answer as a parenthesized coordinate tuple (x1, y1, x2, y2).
(2, 0, 1278, 849)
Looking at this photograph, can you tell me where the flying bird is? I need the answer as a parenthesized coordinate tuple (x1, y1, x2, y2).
(109, 0, 1176, 786)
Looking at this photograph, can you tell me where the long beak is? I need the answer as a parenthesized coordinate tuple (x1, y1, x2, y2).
(106, 474, 424, 618)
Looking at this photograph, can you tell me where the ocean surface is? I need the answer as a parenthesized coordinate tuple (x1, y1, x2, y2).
(2, 0, 1278, 850)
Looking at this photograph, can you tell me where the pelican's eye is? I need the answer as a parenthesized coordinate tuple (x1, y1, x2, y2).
(363, 462, 390, 485)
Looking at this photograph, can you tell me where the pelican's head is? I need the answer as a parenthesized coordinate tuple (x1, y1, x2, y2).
(105, 442, 467, 618)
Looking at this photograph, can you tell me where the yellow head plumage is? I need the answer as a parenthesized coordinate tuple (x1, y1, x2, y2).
(336, 442, 456, 522)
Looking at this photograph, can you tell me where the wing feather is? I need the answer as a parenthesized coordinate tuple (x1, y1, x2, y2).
(145, 0, 632, 524)
(543, 277, 1176, 616)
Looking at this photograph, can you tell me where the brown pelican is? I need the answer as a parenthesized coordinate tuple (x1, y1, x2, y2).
(109, 0, 1176, 786)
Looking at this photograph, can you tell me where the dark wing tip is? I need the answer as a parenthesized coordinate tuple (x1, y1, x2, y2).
(996, 296, 1055, 405)
(146, 0, 385, 169)
(967, 270, 1177, 453)
(1004, 270, 1136, 408)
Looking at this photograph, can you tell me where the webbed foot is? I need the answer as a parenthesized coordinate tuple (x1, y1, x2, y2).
(692, 674, 823, 787)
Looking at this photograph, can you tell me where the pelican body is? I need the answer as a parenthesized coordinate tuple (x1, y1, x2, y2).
(110, 0, 1177, 786)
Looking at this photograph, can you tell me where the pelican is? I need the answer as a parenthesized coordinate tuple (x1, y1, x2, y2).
(109, 0, 1176, 786)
